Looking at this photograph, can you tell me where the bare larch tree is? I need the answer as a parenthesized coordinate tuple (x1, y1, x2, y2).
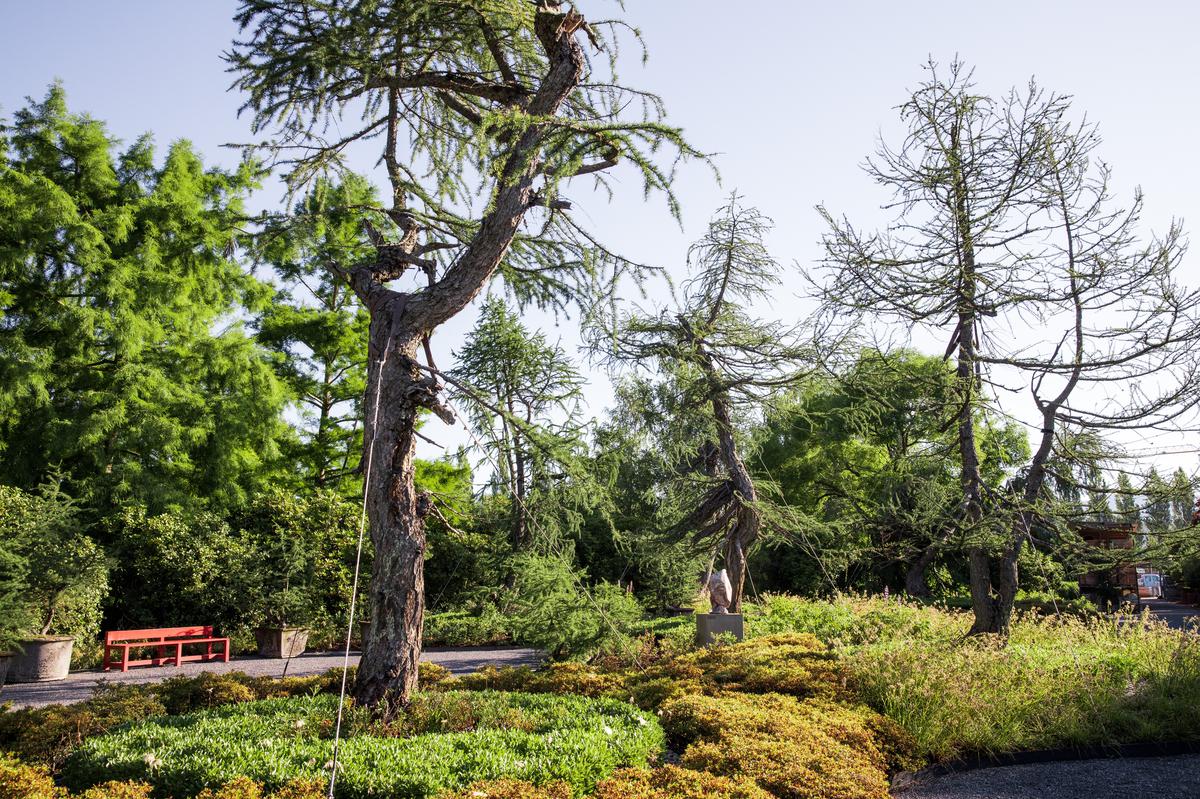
(817, 60, 1200, 633)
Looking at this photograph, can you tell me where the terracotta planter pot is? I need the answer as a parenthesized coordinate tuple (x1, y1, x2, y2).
(254, 627, 309, 659)
(9, 636, 74, 682)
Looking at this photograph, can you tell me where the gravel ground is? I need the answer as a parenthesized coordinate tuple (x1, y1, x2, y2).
(0, 646, 541, 708)
(897, 754, 1200, 799)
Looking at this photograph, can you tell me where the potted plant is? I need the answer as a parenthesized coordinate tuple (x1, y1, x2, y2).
(254, 587, 313, 659)
(1, 484, 108, 683)
(0, 543, 30, 691)
(254, 521, 313, 659)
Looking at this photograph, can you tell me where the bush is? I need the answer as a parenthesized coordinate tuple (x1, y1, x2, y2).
(660, 692, 915, 799)
(507, 554, 643, 659)
(0, 752, 63, 799)
(744, 594, 954, 647)
(155, 672, 258, 715)
(424, 609, 511, 647)
(0, 684, 166, 769)
(453, 662, 626, 699)
(625, 633, 848, 710)
(61, 692, 664, 798)
(594, 765, 773, 799)
(435, 780, 572, 799)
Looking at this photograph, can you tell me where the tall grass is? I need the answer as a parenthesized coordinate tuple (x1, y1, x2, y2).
(744, 594, 1200, 761)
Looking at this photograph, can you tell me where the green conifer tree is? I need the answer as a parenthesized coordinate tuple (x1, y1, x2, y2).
(256, 176, 375, 491)
(0, 84, 289, 513)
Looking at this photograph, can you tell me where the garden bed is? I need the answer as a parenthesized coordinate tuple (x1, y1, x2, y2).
(60, 692, 662, 798)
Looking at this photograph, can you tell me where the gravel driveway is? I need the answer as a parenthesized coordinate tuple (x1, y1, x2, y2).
(0, 646, 542, 709)
(897, 754, 1200, 799)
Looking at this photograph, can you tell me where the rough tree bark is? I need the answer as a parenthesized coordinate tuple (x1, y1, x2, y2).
(351, 5, 588, 712)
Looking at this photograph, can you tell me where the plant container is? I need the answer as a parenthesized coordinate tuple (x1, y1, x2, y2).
(9, 636, 74, 682)
(254, 627, 309, 659)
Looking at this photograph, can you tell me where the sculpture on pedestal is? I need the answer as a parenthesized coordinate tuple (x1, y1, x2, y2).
(707, 569, 733, 614)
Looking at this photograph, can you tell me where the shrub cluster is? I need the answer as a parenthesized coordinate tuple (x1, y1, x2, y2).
(60, 692, 664, 798)
(443, 633, 920, 799)
(439, 765, 771, 799)
(0, 754, 324, 799)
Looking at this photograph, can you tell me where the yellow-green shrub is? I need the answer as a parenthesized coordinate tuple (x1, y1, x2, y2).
(76, 782, 154, 799)
(453, 662, 626, 698)
(155, 672, 256, 715)
(622, 634, 849, 711)
(0, 753, 64, 799)
(419, 661, 453, 686)
(435, 779, 572, 798)
(594, 765, 773, 799)
(660, 692, 911, 799)
(682, 733, 889, 799)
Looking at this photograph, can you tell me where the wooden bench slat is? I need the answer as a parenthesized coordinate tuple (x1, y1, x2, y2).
(102, 626, 230, 672)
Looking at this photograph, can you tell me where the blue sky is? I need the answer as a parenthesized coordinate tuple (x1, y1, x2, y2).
(3, 0, 1198, 475)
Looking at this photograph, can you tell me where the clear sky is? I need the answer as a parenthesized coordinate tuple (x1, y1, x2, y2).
(3, 1, 1198, 478)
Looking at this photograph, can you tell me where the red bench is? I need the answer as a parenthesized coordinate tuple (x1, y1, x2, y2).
(103, 626, 230, 672)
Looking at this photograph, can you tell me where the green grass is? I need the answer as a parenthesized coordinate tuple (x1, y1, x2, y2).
(743, 594, 1200, 762)
(60, 692, 664, 798)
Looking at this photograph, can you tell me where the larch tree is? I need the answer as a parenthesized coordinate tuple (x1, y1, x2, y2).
(603, 195, 814, 611)
(225, 0, 702, 710)
(0, 84, 288, 514)
(451, 297, 584, 553)
(256, 176, 375, 492)
(817, 61, 1200, 634)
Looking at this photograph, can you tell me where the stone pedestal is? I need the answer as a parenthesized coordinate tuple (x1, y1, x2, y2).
(695, 613, 744, 646)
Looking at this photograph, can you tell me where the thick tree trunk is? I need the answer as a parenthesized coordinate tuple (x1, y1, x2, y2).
(346, 2, 587, 711)
(351, 314, 430, 714)
(904, 544, 937, 597)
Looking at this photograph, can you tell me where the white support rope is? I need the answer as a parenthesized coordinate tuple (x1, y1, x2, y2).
(327, 340, 391, 799)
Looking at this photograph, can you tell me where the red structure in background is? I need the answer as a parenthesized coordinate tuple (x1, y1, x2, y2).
(1074, 521, 1152, 608)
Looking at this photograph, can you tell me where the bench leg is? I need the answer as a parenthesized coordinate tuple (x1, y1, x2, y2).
(223, 640, 230, 663)
(175, 642, 183, 667)
(121, 648, 129, 672)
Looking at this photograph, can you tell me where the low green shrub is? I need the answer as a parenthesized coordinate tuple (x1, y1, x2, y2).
(452, 662, 627, 699)
(424, 609, 511, 647)
(507, 554, 643, 659)
(155, 671, 257, 715)
(61, 692, 664, 798)
(0, 684, 166, 769)
(625, 633, 848, 710)
(744, 594, 956, 646)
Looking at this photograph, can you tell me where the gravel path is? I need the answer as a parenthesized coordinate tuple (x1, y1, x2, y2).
(897, 754, 1200, 799)
(0, 646, 541, 708)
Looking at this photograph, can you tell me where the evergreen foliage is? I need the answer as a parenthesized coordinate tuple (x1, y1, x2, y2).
(255, 177, 375, 492)
(0, 84, 289, 514)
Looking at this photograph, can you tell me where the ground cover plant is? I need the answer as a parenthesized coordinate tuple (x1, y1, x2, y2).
(59, 693, 662, 798)
(746, 594, 1200, 761)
